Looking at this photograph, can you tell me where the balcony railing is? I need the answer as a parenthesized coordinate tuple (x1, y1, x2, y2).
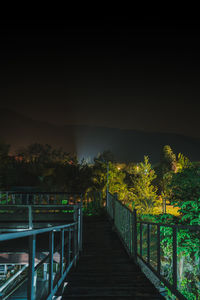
(106, 192, 200, 300)
(0, 203, 82, 300)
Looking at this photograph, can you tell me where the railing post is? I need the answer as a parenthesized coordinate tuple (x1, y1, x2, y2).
(28, 234, 36, 300)
(157, 225, 161, 275)
(73, 224, 77, 267)
(140, 223, 143, 257)
(79, 199, 83, 251)
(172, 227, 177, 290)
(113, 193, 118, 223)
(28, 205, 33, 229)
(49, 230, 54, 295)
(132, 209, 137, 262)
(60, 229, 64, 276)
(147, 224, 150, 264)
(68, 230, 71, 267)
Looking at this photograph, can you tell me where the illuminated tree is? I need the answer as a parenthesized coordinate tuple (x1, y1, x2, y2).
(106, 162, 133, 205)
(161, 145, 177, 173)
(176, 153, 192, 172)
(129, 156, 160, 214)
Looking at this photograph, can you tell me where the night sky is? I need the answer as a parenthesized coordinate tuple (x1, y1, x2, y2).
(1, 19, 200, 141)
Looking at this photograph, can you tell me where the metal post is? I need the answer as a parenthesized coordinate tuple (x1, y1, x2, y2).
(113, 193, 117, 224)
(173, 227, 177, 289)
(74, 225, 77, 267)
(68, 230, 71, 267)
(132, 209, 137, 262)
(28, 206, 33, 229)
(140, 223, 143, 257)
(49, 231, 54, 295)
(60, 229, 64, 276)
(80, 197, 83, 251)
(77, 204, 81, 252)
(28, 234, 36, 300)
(157, 225, 161, 275)
(147, 224, 150, 264)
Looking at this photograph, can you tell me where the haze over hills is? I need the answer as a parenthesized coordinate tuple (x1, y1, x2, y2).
(0, 108, 200, 164)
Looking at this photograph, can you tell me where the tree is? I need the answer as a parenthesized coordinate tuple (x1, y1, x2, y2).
(106, 162, 133, 205)
(176, 153, 192, 172)
(161, 145, 177, 173)
(169, 166, 200, 225)
(129, 156, 160, 214)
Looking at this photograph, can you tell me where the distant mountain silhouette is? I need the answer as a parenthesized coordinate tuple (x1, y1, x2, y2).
(0, 108, 200, 163)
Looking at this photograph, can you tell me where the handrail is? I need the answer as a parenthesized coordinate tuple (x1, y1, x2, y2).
(0, 192, 82, 206)
(0, 203, 82, 234)
(0, 191, 103, 216)
(106, 192, 200, 300)
(0, 203, 83, 299)
(0, 222, 80, 300)
(0, 222, 77, 242)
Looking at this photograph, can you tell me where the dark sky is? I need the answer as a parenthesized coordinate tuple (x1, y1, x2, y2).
(1, 19, 200, 138)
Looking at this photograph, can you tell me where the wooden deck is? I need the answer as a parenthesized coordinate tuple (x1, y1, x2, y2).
(62, 215, 164, 299)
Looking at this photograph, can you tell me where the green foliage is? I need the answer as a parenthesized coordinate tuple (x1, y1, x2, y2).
(169, 166, 200, 224)
(129, 156, 160, 214)
(107, 162, 133, 205)
(177, 153, 192, 172)
(152, 213, 200, 299)
(161, 145, 177, 172)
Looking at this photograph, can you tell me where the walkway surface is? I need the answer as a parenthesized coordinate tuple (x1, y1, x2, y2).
(62, 215, 164, 299)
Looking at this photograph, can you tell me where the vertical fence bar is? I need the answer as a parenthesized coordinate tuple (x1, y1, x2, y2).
(147, 224, 150, 264)
(157, 225, 161, 275)
(74, 225, 77, 267)
(132, 209, 137, 262)
(80, 197, 83, 251)
(28, 206, 33, 229)
(140, 223, 142, 257)
(28, 234, 36, 300)
(172, 227, 177, 290)
(68, 230, 71, 267)
(60, 229, 64, 276)
(49, 231, 54, 295)
(128, 210, 131, 251)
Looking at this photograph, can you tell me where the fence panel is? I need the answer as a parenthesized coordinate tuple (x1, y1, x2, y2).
(106, 192, 200, 300)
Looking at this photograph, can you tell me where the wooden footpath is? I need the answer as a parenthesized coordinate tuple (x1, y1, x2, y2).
(62, 215, 164, 299)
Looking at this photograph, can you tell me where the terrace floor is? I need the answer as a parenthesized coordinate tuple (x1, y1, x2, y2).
(62, 215, 164, 299)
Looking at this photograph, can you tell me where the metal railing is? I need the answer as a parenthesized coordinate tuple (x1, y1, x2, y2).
(0, 204, 82, 234)
(106, 192, 200, 300)
(0, 203, 83, 299)
(0, 192, 81, 205)
(0, 191, 103, 215)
